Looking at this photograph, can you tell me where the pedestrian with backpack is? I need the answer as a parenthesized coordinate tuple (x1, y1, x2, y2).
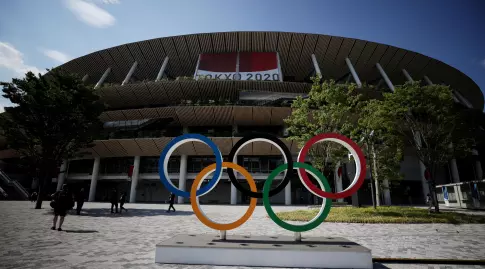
(50, 184, 72, 231)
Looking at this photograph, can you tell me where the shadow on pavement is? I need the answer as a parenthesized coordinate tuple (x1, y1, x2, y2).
(64, 230, 99, 233)
(43, 208, 193, 217)
(373, 263, 391, 269)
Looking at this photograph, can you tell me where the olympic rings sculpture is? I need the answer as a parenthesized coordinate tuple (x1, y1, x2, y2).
(158, 132, 366, 233)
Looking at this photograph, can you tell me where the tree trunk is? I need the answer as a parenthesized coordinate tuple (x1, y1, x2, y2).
(430, 164, 440, 213)
(35, 179, 44, 209)
(371, 144, 381, 206)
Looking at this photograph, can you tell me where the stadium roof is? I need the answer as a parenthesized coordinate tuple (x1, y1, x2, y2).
(57, 31, 483, 110)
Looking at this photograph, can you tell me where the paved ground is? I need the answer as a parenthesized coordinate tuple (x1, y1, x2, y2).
(1, 201, 485, 269)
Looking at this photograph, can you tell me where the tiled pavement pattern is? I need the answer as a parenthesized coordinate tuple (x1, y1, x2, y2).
(1, 201, 485, 269)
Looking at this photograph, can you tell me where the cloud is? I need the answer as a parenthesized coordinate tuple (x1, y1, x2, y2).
(481, 59, 485, 68)
(41, 49, 71, 63)
(65, 0, 116, 28)
(99, 0, 120, 4)
(0, 42, 43, 76)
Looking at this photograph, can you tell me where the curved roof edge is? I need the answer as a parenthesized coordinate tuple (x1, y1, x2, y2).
(58, 31, 483, 110)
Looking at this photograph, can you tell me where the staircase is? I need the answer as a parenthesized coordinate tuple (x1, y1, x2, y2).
(0, 169, 29, 200)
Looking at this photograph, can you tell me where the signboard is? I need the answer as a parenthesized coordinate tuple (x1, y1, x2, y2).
(195, 52, 281, 81)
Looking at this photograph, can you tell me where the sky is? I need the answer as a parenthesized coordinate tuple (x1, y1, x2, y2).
(1, 0, 484, 112)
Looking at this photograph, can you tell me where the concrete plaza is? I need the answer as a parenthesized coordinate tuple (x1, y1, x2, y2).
(1, 201, 485, 269)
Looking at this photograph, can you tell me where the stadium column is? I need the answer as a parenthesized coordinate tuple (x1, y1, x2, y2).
(283, 125, 291, 205)
(472, 149, 483, 180)
(129, 156, 140, 203)
(376, 63, 395, 92)
(285, 179, 292, 205)
(449, 143, 461, 183)
(178, 127, 189, 204)
(94, 67, 111, 89)
(402, 69, 414, 83)
(311, 54, 322, 78)
(88, 157, 100, 202)
(56, 160, 67, 191)
(155, 56, 169, 81)
(345, 58, 362, 87)
(231, 125, 238, 205)
(122, 61, 138, 86)
(424, 76, 463, 184)
(334, 163, 344, 203)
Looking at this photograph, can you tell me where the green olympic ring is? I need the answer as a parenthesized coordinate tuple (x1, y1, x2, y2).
(263, 162, 332, 232)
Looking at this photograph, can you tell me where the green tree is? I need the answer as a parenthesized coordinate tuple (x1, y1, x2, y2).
(356, 110, 404, 206)
(372, 82, 481, 213)
(0, 69, 105, 209)
(285, 79, 362, 175)
(285, 78, 404, 208)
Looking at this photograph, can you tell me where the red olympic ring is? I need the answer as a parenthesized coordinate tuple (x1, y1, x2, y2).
(297, 133, 366, 200)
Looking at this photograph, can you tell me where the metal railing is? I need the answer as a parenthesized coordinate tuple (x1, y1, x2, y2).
(0, 169, 29, 199)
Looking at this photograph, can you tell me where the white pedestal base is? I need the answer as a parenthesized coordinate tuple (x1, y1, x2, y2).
(155, 234, 372, 268)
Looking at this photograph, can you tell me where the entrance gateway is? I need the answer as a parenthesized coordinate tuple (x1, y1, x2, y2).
(155, 132, 373, 268)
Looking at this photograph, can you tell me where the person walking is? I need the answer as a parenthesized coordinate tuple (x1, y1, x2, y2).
(110, 188, 119, 214)
(75, 188, 85, 215)
(167, 192, 176, 213)
(119, 192, 127, 213)
(51, 184, 71, 231)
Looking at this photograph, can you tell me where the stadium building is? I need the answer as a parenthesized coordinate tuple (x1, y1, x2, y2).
(0, 31, 483, 206)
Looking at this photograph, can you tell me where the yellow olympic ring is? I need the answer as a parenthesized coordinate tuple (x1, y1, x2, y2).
(190, 162, 257, 231)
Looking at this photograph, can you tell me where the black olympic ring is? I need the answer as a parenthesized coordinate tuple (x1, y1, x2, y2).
(227, 132, 294, 198)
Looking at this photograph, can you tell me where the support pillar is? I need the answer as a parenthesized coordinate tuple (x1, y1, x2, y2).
(311, 54, 322, 78)
(334, 164, 343, 202)
(402, 69, 414, 82)
(449, 159, 460, 183)
(231, 125, 239, 205)
(129, 156, 140, 203)
(376, 63, 395, 92)
(122, 61, 138, 85)
(453, 90, 473, 109)
(94, 67, 111, 89)
(423, 75, 433, 86)
(178, 155, 187, 204)
(56, 160, 67, 191)
(277, 52, 283, 82)
(88, 157, 100, 202)
(285, 181, 292, 205)
(345, 58, 362, 87)
(383, 179, 391, 205)
(178, 126, 189, 204)
(155, 56, 169, 81)
(230, 178, 238, 205)
(448, 143, 461, 183)
(194, 55, 202, 80)
(472, 149, 483, 180)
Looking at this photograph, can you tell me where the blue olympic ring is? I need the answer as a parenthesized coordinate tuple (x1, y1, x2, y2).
(158, 134, 223, 197)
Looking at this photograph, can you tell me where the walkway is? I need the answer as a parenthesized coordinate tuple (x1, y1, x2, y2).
(1, 201, 484, 269)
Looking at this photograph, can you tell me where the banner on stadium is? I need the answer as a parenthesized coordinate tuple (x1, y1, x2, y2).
(194, 52, 281, 81)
